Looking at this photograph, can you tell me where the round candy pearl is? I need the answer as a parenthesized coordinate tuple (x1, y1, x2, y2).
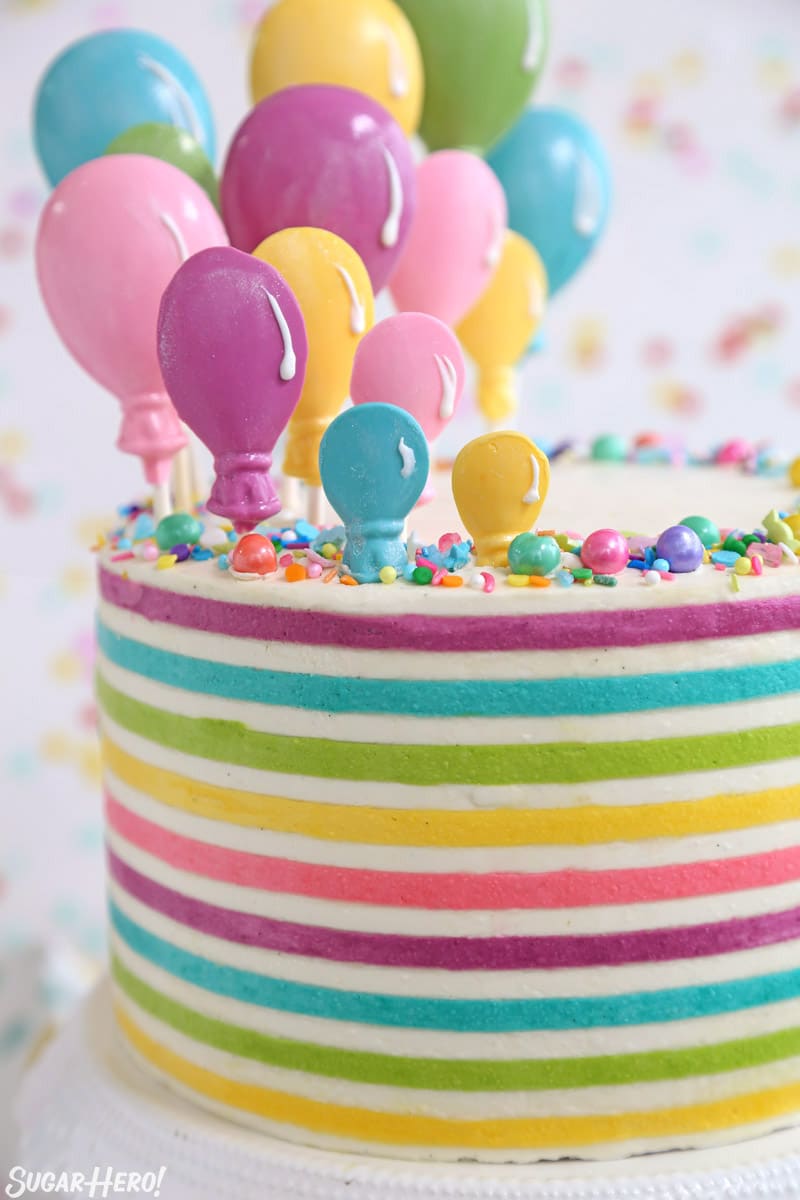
(230, 533, 278, 576)
(679, 514, 720, 549)
(508, 533, 561, 577)
(655, 525, 704, 573)
(580, 528, 629, 575)
(155, 511, 203, 551)
(716, 438, 752, 465)
(590, 434, 627, 463)
(379, 565, 398, 585)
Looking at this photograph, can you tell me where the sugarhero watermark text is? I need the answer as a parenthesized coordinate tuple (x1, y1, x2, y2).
(5, 1166, 167, 1198)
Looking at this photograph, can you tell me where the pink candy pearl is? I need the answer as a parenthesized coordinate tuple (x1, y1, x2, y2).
(141, 543, 159, 561)
(307, 562, 323, 579)
(580, 528, 630, 575)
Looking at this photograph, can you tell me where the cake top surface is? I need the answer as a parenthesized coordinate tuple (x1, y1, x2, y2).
(98, 459, 800, 620)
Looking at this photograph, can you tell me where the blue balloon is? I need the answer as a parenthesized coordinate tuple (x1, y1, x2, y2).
(34, 29, 215, 187)
(487, 107, 610, 297)
(319, 404, 429, 584)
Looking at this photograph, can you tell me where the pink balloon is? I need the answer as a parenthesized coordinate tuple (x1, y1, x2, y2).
(350, 313, 465, 442)
(389, 151, 508, 327)
(221, 85, 416, 293)
(35, 154, 227, 486)
(157, 246, 308, 531)
(350, 312, 465, 508)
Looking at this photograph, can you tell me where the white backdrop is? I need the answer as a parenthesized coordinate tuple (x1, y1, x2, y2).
(1, 0, 799, 1014)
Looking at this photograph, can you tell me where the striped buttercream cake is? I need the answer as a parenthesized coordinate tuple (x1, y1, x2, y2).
(97, 467, 800, 1163)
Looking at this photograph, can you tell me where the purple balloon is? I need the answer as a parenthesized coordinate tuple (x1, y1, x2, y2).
(157, 246, 308, 530)
(220, 84, 416, 292)
(655, 525, 704, 574)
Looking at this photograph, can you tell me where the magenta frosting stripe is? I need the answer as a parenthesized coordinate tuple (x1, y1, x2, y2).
(108, 849, 800, 971)
(99, 568, 800, 652)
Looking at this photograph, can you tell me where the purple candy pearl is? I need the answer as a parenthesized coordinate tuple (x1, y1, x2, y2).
(655, 525, 704, 573)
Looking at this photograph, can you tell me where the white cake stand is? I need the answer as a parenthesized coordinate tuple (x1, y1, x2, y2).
(16, 981, 800, 1200)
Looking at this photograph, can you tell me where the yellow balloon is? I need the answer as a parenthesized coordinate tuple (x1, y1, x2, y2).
(254, 228, 375, 487)
(456, 231, 548, 426)
(250, 0, 424, 136)
(452, 431, 550, 567)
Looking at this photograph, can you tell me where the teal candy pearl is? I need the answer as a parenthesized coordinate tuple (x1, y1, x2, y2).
(591, 434, 627, 462)
(155, 512, 203, 551)
(508, 533, 561, 577)
(679, 515, 720, 549)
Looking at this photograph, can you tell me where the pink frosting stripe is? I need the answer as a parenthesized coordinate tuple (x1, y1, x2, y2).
(98, 568, 800, 652)
(107, 794, 800, 911)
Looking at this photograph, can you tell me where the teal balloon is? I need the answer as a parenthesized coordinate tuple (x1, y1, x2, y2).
(106, 123, 219, 210)
(34, 28, 215, 187)
(487, 107, 611, 297)
(395, 0, 548, 152)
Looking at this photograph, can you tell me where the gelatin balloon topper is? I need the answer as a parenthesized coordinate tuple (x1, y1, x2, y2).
(350, 313, 465, 504)
(319, 404, 429, 583)
(487, 107, 611, 298)
(33, 28, 215, 187)
(395, 0, 548, 152)
(452, 432, 550, 567)
(221, 84, 416, 293)
(105, 123, 219, 210)
(157, 246, 308, 532)
(389, 151, 508, 328)
(253, 228, 375, 519)
(250, 0, 423, 136)
(35, 154, 228, 518)
(457, 231, 548, 427)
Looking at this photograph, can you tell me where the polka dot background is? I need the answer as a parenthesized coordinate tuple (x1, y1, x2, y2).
(0, 0, 799, 1042)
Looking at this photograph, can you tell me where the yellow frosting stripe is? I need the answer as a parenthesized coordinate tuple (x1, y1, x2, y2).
(116, 1003, 800, 1149)
(103, 737, 800, 848)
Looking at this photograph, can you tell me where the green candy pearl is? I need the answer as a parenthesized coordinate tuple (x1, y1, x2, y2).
(508, 533, 561, 577)
(155, 512, 203, 551)
(679, 515, 720, 549)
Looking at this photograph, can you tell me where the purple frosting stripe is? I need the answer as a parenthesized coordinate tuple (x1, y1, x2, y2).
(109, 850, 800, 972)
(99, 569, 800, 653)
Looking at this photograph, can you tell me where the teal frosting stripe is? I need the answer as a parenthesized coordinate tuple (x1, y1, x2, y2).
(97, 621, 800, 719)
(111, 902, 800, 1034)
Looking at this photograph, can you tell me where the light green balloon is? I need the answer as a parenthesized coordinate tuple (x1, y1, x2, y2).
(104, 122, 219, 210)
(396, 0, 548, 152)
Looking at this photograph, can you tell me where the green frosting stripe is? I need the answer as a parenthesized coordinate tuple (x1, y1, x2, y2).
(113, 955, 800, 1091)
(97, 673, 800, 786)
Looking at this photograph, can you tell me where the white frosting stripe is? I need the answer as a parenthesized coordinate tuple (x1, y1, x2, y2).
(96, 656, 800, 747)
(119, 878, 800, 1004)
(97, 602, 800, 682)
(111, 932, 800, 1061)
(107, 824, 800, 939)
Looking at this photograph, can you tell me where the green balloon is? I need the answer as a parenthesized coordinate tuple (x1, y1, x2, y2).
(105, 122, 219, 210)
(396, 0, 548, 152)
